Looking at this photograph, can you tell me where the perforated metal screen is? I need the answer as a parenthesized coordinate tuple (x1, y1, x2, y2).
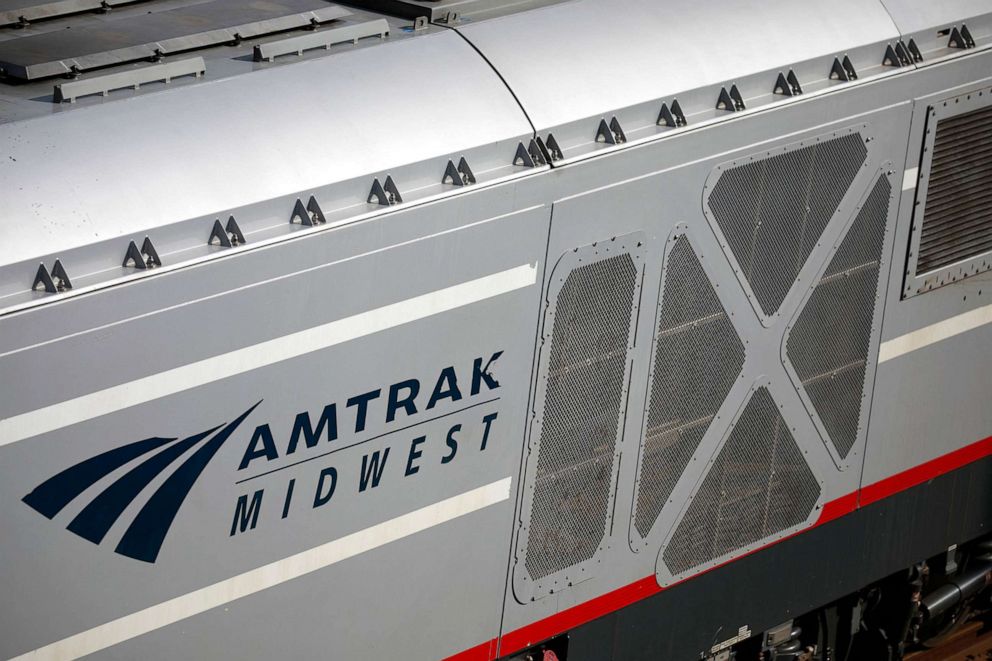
(787, 175, 891, 459)
(663, 388, 820, 576)
(633, 236, 745, 539)
(707, 133, 868, 316)
(523, 251, 638, 581)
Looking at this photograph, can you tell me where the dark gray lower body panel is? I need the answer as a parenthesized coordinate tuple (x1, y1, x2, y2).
(558, 454, 992, 661)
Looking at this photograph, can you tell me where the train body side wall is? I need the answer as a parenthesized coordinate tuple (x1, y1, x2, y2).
(0, 41, 990, 661)
(492, 46, 992, 660)
(0, 184, 551, 661)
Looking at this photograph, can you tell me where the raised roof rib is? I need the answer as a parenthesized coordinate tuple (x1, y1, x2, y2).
(0, 0, 150, 27)
(0, 0, 351, 80)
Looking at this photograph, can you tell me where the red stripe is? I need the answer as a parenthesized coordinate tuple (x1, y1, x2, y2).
(449, 434, 992, 660)
(817, 490, 859, 525)
(860, 435, 992, 507)
(499, 576, 662, 654)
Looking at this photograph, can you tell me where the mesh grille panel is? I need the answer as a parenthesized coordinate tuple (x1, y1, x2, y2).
(708, 134, 868, 315)
(787, 175, 891, 459)
(663, 388, 820, 575)
(633, 236, 745, 539)
(523, 253, 637, 581)
(917, 105, 992, 274)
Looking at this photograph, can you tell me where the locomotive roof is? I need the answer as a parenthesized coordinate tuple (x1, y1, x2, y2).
(0, 0, 989, 312)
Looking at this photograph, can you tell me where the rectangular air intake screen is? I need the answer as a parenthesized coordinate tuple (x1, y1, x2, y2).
(905, 90, 992, 296)
(515, 238, 641, 597)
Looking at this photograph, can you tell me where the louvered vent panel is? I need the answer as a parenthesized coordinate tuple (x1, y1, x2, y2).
(917, 105, 992, 274)
(787, 175, 890, 459)
(663, 388, 820, 576)
(707, 134, 867, 316)
(523, 253, 637, 581)
(633, 236, 745, 539)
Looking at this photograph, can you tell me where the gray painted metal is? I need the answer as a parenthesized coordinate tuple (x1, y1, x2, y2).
(253, 18, 389, 62)
(341, 0, 571, 22)
(0, 0, 351, 79)
(0, 28, 534, 308)
(53, 56, 205, 103)
(458, 0, 901, 153)
(880, 0, 992, 57)
(0, 0, 145, 27)
(1, 1, 992, 660)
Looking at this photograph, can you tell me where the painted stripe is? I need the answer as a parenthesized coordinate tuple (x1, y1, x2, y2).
(878, 302, 992, 363)
(860, 434, 992, 506)
(0, 264, 536, 449)
(464, 436, 992, 659)
(902, 166, 918, 191)
(10, 477, 512, 661)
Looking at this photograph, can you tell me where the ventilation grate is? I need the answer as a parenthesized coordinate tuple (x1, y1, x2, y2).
(787, 175, 891, 459)
(707, 133, 868, 316)
(633, 236, 745, 539)
(916, 105, 992, 275)
(523, 252, 638, 581)
(663, 388, 820, 576)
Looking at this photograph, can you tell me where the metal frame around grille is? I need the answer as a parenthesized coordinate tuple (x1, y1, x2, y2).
(513, 234, 644, 601)
(703, 126, 870, 324)
(903, 86, 992, 298)
(630, 231, 746, 545)
(660, 385, 822, 579)
(784, 172, 893, 467)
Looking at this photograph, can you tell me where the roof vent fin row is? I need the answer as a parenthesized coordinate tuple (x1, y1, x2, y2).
(253, 18, 389, 62)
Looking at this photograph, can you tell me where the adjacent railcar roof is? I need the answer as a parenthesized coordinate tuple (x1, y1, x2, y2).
(0, 0, 990, 311)
(0, 27, 532, 279)
(458, 0, 900, 136)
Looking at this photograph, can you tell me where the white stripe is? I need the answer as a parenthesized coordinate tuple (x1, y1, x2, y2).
(879, 302, 992, 363)
(902, 167, 918, 191)
(0, 265, 536, 448)
(8, 477, 512, 661)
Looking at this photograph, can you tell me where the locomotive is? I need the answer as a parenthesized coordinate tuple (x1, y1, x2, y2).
(0, 0, 990, 659)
